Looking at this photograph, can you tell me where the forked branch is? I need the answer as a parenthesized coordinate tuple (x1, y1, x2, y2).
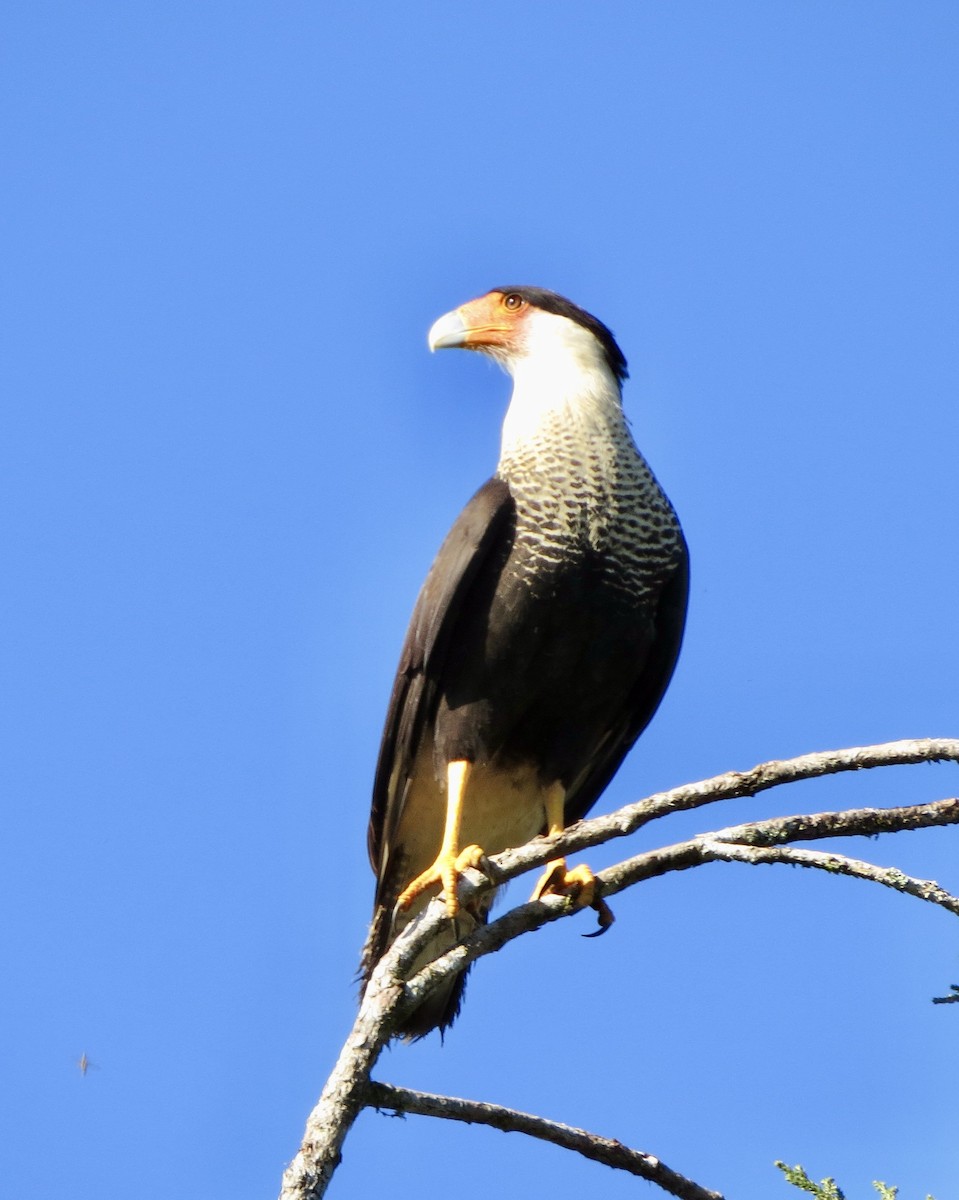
(279, 738, 959, 1200)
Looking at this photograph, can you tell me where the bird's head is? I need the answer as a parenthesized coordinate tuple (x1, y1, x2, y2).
(428, 287, 628, 389)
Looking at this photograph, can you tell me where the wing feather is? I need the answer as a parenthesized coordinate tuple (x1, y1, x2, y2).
(367, 477, 515, 893)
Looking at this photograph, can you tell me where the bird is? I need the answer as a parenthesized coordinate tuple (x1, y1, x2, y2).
(360, 286, 688, 1038)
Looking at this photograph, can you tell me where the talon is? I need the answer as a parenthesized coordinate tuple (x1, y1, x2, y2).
(531, 858, 616, 933)
(583, 894, 615, 937)
(397, 843, 487, 918)
(530, 857, 568, 902)
(531, 858, 594, 907)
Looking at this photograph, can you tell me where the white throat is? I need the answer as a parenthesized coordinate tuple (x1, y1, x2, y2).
(497, 312, 626, 467)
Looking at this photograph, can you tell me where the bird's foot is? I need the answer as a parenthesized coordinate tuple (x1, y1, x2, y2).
(396, 844, 489, 919)
(530, 858, 615, 936)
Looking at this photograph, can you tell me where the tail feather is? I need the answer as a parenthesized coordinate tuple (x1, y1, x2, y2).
(359, 893, 491, 1038)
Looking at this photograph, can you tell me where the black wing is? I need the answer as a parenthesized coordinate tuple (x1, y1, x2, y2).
(563, 531, 689, 826)
(367, 476, 515, 895)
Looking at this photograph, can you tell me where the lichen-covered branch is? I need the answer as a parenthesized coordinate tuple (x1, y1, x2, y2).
(600, 796, 959, 903)
(365, 1082, 724, 1200)
(411, 793, 959, 1001)
(708, 796, 959, 848)
(278, 903, 459, 1200)
(277, 963, 399, 1199)
(487, 739, 959, 889)
(696, 840, 959, 915)
(280, 739, 959, 1200)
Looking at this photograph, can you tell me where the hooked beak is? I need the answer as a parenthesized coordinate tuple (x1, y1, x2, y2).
(427, 292, 516, 355)
(427, 309, 469, 351)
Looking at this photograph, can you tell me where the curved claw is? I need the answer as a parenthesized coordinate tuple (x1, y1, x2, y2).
(396, 843, 488, 918)
(531, 858, 615, 933)
(582, 894, 615, 937)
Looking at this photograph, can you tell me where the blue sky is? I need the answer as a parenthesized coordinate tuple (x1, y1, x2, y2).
(2, 3, 958, 1197)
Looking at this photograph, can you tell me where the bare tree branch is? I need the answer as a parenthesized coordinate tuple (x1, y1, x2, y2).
(278, 966, 401, 1199)
(486, 739, 959, 890)
(365, 1081, 725, 1200)
(696, 840, 959, 915)
(707, 796, 959, 848)
(279, 739, 959, 1200)
(411, 794, 959, 1001)
(279, 906, 459, 1198)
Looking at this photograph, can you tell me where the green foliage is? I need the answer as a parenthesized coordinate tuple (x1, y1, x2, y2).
(776, 1162, 846, 1200)
(776, 1163, 935, 1200)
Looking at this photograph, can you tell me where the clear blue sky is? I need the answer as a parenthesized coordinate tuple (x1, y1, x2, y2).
(3, 3, 958, 1197)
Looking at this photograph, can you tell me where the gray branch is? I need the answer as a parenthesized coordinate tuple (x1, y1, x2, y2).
(365, 1081, 724, 1200)
(279, 738, 959, 1200)
(696, 840, 959, 914)
(410, 794, 959, 1001)
(487, 738, 959, 889)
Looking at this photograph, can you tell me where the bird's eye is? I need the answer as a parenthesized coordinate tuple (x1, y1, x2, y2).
(502, 293, 525, 311)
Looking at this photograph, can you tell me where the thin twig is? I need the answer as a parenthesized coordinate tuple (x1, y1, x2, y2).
(696, 840, 959, 915)
(708, 797, 959, 848)
(365, 1081, 724, 1200)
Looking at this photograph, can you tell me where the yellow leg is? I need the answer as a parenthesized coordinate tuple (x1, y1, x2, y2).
(396, 760, 486, 918)
(530, 783, 614, 934)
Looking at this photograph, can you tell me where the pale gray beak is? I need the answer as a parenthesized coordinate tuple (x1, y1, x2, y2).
(427, 309, 468, 351)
